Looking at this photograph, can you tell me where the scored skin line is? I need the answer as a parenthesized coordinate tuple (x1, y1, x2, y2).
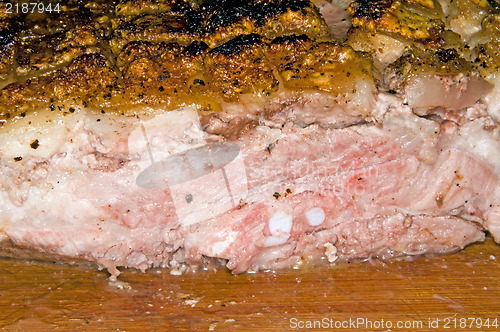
(221, 166, 236, 208)
(139, 121, 236, 209)
(141, 123, 156, 165)
(208, 142, 236, 208)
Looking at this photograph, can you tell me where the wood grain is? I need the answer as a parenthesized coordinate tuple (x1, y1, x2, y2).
(1, 238, 499, 331)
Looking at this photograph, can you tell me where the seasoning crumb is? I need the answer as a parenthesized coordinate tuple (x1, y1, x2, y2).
(30, 139, 40, 149)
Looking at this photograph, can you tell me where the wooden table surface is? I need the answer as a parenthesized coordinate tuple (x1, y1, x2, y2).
(1, 238, 499, 331)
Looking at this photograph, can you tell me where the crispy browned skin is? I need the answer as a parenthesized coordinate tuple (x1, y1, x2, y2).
(384, 47, 482, 92)
(110, 0, 331, 53)
(16, 12, 104, 76)
(198, 0, 331, 47)
(1, 0, 500, 125)
(348, 0, 445, 44)
(0, 3, 18, 82)
(11, 1, 116, 78)
(115, 0, 196, 16)
(110, 12, 196, 54)
(1, 54, 116, 116)
(0, 0, 341, 121)
(0, 29, 16, 82)
(475, 15, 500, 74)
(267, 34, 372, 94)
(204, 34, 280, 101)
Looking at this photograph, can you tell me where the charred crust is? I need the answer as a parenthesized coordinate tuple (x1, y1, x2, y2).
(271, 34, 309, 44)
(201, 0, 313, 32)
(115, 0, 193, 16)
(67, 53, 111, 71)
(115, 13, 193, 35)
(210, 33, 261, 55)
(182, 10, 203, 34)
(110, 12, 199, 54)
(30, 139, 39, 150)
(349, 0, 445, 45)
(436, 49, 458, 63)
(349, 0, 394, 20)
(184, 41, 209, 55)
(205, 33, 279, 101)
(487, 0, 500, 11)
(0, 28, 16, 49)
(1, 0, 495, 120)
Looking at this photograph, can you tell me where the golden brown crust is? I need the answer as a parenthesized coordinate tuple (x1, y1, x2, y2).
(115, 0, 195, 16)
(348, 0, 445, 44)
(0, 5, 18, 82)
(475, 15, 500, 74)
(0, 29, 16, 82)
(384, 47, 480, 92)
(116, 40, 214, 107)
(204, 34, 279, 101)
(0, 54, 116, 118)
(199, 0, 331, 47)
(13, 2, 115, 77)
(2, 0, 500, 126)
(1, 32, 374, 122)
(0, 0, 362, 123)
(109, 13, 197, 54)
(267, 35, 373, 94)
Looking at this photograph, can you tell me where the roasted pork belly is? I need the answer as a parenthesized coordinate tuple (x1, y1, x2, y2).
(1, 0, 500, 277)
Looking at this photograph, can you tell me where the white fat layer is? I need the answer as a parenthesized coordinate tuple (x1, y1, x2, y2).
(0, 106, 208, 165)
(210, 241, 230, 256)
(373, 94, 440, 164)
(482, 74, 500, 122)
(128, 107, 207, 165)
(350, 78, 376, 113)
(452, 119, 500, 175)
(264, 235, 289, 247)
(372, 94, 500, 177)
(203, 231, 238, 256)
(405, 73, 491, 111)
(255, 126, 282, 147)
(0, 108, 85, 160)
(305, 208, 326, 226)
(382, 111, 440, 164)
(264, 211, 293, 247)
(268, 212, 293, 236)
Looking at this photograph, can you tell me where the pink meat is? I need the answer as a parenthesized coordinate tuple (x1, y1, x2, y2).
(1, 97, 499, 276)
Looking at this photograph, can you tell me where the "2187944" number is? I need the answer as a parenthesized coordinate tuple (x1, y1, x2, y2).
(5, 2, 60, 14)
